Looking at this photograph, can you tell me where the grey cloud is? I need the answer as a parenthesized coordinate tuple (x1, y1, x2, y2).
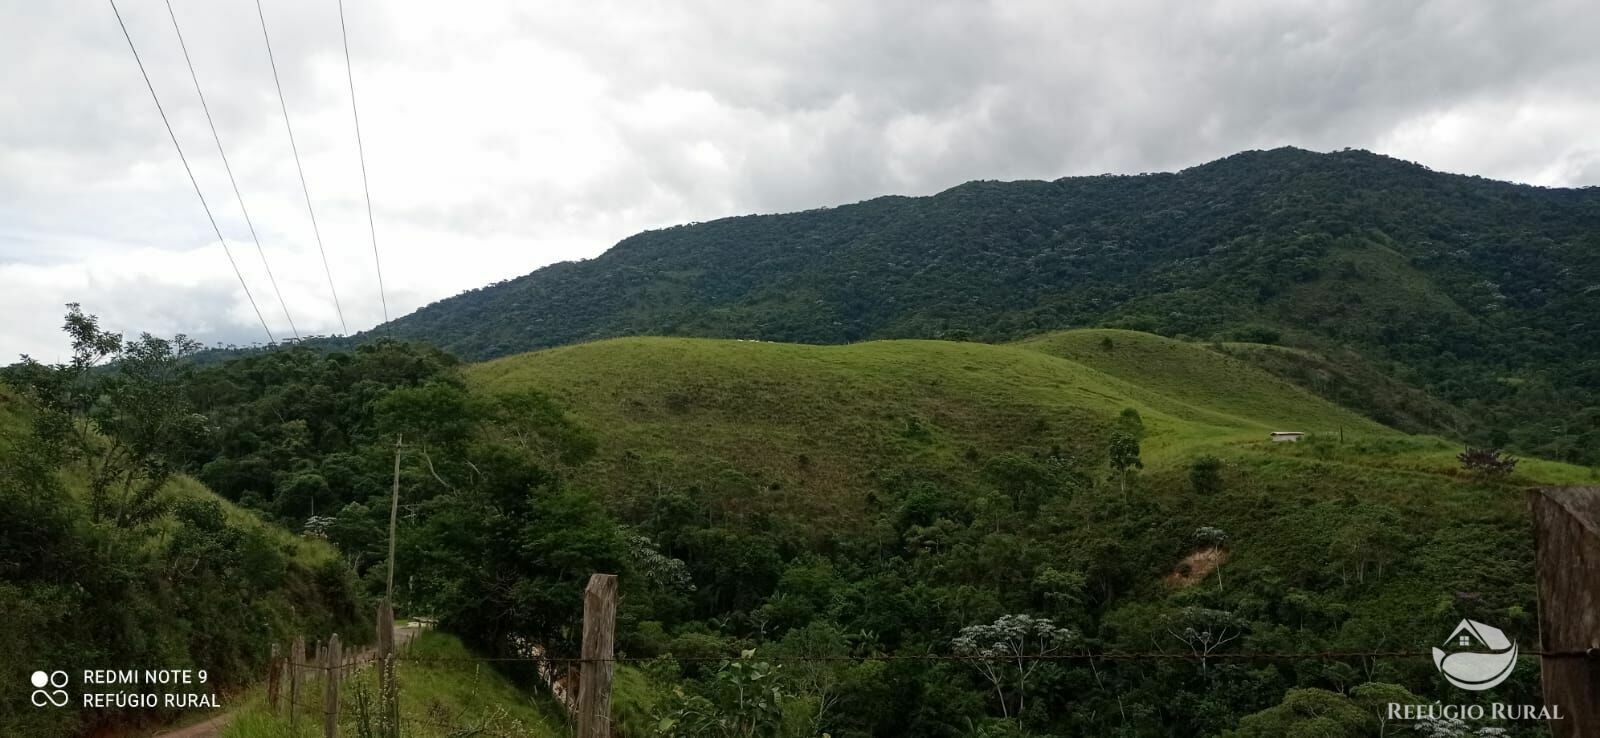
(3, 0, 1599, 359)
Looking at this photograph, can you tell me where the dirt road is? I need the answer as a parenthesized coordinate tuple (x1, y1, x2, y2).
(149, 624, 421, 738)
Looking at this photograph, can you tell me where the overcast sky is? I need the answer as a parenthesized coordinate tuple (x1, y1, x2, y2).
(3, 0, 1598, 361)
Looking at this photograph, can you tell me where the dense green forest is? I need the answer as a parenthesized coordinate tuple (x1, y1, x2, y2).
(20, 301, 1584, 736)
(0, 309, 366, 738)
(370, 147, 1600, 466)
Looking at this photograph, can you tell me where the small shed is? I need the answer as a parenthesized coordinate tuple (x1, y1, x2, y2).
(1269, 431, 1306, 442)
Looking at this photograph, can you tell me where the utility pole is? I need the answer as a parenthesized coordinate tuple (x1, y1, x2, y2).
(371, 434, 402, 730)
(377, 435, 401, 657)
(386, 433, 402, 605)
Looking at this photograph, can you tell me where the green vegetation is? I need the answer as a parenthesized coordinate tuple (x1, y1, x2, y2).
(464, 331, 1391, 511)
(219, 631, 567, 738)
(0, 310, 365, 738)
(13, 301, 1587, 736)
(452, 330, 1574, 736)
(369, 147, 1600, 467)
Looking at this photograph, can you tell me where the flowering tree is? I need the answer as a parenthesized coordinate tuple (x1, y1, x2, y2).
(1163, 606, 1244, 671)
(1414, 715, 1508, 737)
(952, 614, 1078, 719)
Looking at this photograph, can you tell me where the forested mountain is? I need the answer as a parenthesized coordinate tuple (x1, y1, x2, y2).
(373, 147, 1600, 464)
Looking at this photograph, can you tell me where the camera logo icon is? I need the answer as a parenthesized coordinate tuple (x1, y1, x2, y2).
(31, 670, 69, 707)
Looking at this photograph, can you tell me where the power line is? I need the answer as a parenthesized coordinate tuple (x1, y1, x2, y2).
(108, 0, 275, 345)
(162, 0, 298, 340)
(254, 0, 348, 335)
(338, 0, 388, 324)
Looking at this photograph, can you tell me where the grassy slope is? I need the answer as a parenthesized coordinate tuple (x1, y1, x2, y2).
(221, 632, 567, 738)
(1013, 329, 1384, 437)
(467, 329, 1587, 519)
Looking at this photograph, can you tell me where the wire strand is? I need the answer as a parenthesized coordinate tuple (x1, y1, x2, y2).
(108, 0, 275, 345)
(393, 648, 1591, 665)
(337, 0, 388, 324)
(254, 0, 348, 335)
(162, 0, 298, 339)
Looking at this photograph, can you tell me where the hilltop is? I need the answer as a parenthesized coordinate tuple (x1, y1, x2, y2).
(465, 327, 1589, 511)
(465, 329, 1400, 524)
(368, 147, 1600, 464)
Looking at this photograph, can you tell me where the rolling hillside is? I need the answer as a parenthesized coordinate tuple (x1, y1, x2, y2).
(465, 330, 1383, 521)
(465, 328, 1585, 521)
(371, 146, 1600, 464)
(456, 329, 1589, 733)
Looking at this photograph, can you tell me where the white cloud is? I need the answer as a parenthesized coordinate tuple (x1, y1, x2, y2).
(3, 0, 1598, 360)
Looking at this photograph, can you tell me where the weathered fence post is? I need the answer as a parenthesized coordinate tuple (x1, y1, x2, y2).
(324, 633, 342, 738)
(1528, 487, 1600, 737)
(289, 635, 305, 732)
(267, 643, 282, 714)
(577, 573, 618, 738)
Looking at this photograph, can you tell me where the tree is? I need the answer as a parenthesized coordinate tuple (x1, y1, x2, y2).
(1224, 688, 1370, 738)
(1108, 432, 1143, 496)
(9, 305, 204, 528)
(773, 622, 850, 734)
(951, 613, 1077, 720)
(1328, 507, 1404, 584)
(1192, 526, 1228, 588)
(1116, 407, 1145, 439)
(656, 651, 788, 738)
(1189, 455, 1224, 494)
(1163, 606, 1243, 670)
(1413, 715, 1509, 737)
(1457, 447, 1517, 478)
(1349, 682, 1423, 737)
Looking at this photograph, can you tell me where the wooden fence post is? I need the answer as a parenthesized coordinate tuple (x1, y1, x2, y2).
(289, 635, 305, 731)
(324, 633, 342, 738)
(1529, 487, 1600, 737)
(577, 573, 618, 738)
(267, 643, 282, 715)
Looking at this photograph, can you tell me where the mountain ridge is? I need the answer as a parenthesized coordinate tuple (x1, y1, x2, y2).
(364, 146, 1600, 462)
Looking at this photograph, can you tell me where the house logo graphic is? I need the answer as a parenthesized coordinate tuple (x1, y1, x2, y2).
(1432, 619, 1518, 691)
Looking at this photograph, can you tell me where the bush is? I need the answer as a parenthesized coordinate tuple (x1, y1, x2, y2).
(1457, 447, 1517, 477)
(1189, 455, 1224, 494)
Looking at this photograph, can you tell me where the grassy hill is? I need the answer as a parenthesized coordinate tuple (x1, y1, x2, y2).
(455, 329, 1593, 734)
(367, 146, 1600, 465)
(464, 328, 1552, 520)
